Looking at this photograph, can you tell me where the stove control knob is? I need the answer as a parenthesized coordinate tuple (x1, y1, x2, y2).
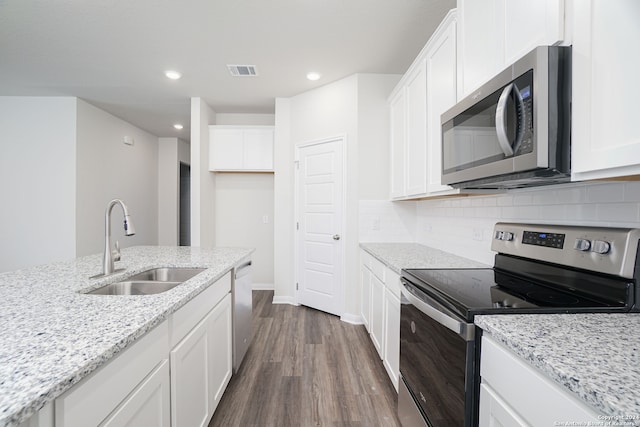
(574, 238, 591, 251)
(495, 231, 504, 240)
(502, 232, 514, 241)
(591, 240, 611, 254)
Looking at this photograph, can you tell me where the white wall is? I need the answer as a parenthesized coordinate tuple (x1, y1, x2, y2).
(274, 74, 397, 319)
(357, 74, 401, 199)
(158, 137, 189, 246)
(215, 173, 274, 286)
(0, 97, 77, 272)
(216, 113, 275, 126)
(75, 99, 159, 257)
(190, 97, 217, 248)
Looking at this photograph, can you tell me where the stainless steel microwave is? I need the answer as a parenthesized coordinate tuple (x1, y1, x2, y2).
(441, 46, 571, 189)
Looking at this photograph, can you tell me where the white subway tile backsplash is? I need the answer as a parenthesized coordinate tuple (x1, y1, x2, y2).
(360, 181, 640, 265)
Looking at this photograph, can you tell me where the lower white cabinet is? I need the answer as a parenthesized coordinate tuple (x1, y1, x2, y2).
(383, 287, 400, 391)
(360, 250, 401, 390)
(102, 360, 170, 427)
(171, 293, 232, 427)
(51, 270, 235, 427)
(370, 273, 385, 358)
(480, 335, 601, 426)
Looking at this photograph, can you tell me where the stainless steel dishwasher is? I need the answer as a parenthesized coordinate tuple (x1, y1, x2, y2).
(232, 259, 252, 372)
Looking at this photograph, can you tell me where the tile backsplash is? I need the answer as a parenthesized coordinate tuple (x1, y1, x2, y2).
(360, 181, 640, 265)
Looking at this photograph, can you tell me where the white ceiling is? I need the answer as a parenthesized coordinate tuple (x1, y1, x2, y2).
(0, 0, 455, 140)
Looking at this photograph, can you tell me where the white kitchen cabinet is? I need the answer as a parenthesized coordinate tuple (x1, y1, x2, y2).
(360, 250, 401, 388)
(102, 360, 170, 427)
(480, 335, 601, 426)
(171, 293, 232, 427)
(55, 322, 170, 427)
(457, 0, 565, 99)
(383, 284, 400, 391)
(360, 262, 371, 331)
(571, 0, 640, 181)
(370, 272, 385, 359)
(426, 11, 460, 195)
(405, 60, 428, 197)
(389, 89, 406, 199)
(388, 57, 428, 200)
(209, 126, 274, 172)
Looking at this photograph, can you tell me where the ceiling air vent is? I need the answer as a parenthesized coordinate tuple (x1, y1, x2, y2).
(227, 65, 258, 77)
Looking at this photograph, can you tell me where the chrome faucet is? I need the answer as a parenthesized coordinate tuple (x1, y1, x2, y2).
(100, 199, 136, 277)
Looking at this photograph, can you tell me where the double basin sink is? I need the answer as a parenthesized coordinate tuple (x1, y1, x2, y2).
(87, 267, 206, 295)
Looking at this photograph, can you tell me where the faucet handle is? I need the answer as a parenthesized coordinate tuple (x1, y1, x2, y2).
(112, 240, 121, 262)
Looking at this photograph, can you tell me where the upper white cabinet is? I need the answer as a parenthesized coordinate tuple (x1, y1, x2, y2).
(571, 0, 640, 180)
(209, 126, 274, 172)
(389, 9, 458, 200)
(426, 12, 459, 195)
(457, 0, 565, 99)
(405, 60, 428, 197)
(389, 88, 407, 199)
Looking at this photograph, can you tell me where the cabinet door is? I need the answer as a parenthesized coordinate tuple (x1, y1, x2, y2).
(405, 60, 428, 197)
(389, 89, 406, 199)
(210, 128, 244, 171)
(571, 0, 640, 180)
(243, 129, 274, 171)
(360, 263, 371, 330)
(102, 360, 170, 427)
(370, 274, 385, 359)
(207, 293, 233, 414)
(427, 13, 459, 194)
(457, 0, 503, 98)
(383, 289, 400, 391)
(171, 317, 210, 427)
(502, 0, 564, 66)
(479, 384, 528, 427)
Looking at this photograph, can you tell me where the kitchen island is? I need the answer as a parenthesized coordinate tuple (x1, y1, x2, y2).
(0, 246, 253, 427)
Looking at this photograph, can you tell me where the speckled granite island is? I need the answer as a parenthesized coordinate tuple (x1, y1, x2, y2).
(360, 242, 489, 272)
(476, 314, 640, 424)
(0, 246, 253, 427)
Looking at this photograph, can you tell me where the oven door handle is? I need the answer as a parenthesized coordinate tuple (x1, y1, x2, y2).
(401, 281, 475, 341)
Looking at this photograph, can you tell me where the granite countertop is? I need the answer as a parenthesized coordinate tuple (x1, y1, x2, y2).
(0, 246, 253, 427)
(476, 314, 640, 423)
(360, 242, 489, 272)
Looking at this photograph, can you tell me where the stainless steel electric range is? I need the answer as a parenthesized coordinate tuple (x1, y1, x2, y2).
(399, 222, 640, 427)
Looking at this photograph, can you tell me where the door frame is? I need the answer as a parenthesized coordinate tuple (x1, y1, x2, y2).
(294, 135, 348, 314)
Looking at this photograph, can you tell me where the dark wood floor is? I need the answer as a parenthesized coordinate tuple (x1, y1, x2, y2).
(209, 290, 402, 427)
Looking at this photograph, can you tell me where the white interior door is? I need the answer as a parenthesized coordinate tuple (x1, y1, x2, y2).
(296, 137, 344, 316)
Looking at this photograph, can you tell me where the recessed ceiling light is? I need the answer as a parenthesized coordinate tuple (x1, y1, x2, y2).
(165, 70, 182, 80)
(173, 124, 184, 130)
(306, 72, 321, 81)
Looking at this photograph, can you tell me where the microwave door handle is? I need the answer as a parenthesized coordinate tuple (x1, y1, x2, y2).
(496, 83, 515, 157)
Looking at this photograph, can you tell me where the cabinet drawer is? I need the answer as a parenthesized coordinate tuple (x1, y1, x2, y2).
(55, 321, 169, 427)
(169, 271, 231, 348)
(385, 268, 401, 299)
(481, 335, 601, 425)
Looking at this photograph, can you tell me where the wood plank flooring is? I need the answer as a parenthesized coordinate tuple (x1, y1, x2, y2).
(209, 290, 402, 427)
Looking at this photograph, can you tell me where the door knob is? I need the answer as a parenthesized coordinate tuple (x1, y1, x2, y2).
(333, 234, 341, 240)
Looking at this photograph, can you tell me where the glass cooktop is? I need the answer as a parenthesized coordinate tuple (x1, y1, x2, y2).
(402, 265, 632, 321)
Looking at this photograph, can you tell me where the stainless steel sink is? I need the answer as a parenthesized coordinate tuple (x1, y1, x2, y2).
(127, 267, 206, 283)
(87, 267, 206, 295)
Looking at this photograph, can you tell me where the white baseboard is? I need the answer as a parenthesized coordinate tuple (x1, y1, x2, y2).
(252, 282, 274, 290)
(272, 295, 297, 305)
(340, 312, 364, 325)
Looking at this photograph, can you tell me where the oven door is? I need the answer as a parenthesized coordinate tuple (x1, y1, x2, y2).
(399, 279, 478, 427)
